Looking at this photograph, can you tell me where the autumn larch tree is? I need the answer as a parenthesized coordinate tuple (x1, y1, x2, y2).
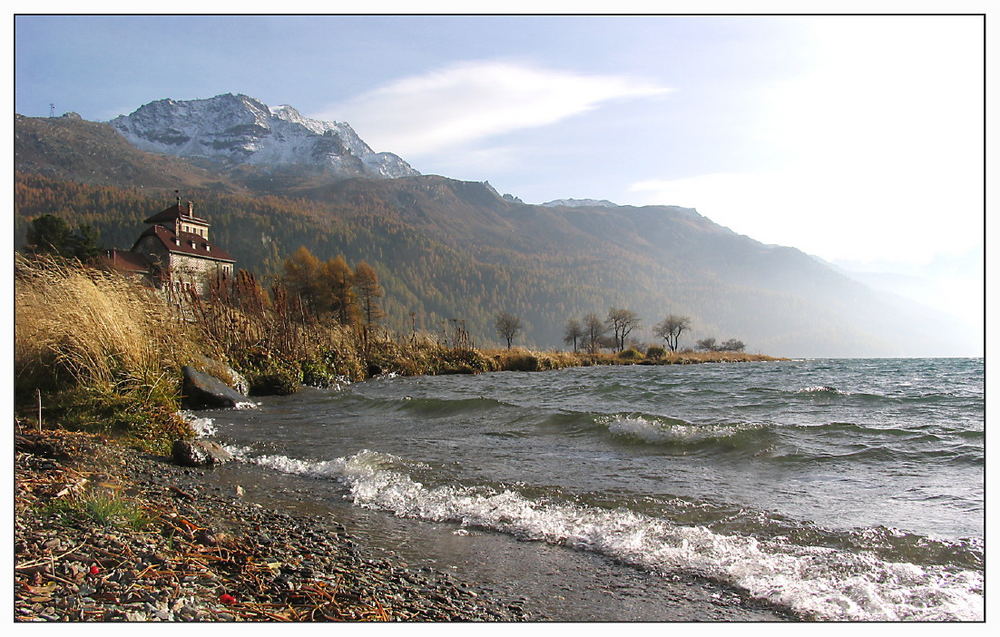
(563, 318, 584, 353)
(653, 314, 691, 352)
(282, 246, 323, 312)
(495, 311, 522, 349)
(353, 261, 385, 329)
(321, 255, 358, 326)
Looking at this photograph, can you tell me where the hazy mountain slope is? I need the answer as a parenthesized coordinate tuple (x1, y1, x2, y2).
(13, 113, 979, 357)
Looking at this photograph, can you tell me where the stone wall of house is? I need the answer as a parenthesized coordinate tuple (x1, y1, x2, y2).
(168, 253, 234, 296)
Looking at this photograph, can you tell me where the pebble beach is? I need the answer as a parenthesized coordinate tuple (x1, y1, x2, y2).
(13, 426, 531, 622)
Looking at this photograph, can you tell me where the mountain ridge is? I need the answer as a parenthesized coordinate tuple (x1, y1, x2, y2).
(109, 93, 417, 179)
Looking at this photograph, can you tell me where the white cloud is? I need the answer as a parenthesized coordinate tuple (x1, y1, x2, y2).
(316, 60, 670, 157)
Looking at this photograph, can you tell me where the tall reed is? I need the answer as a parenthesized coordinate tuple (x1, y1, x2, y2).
(14, 254, 196, 447)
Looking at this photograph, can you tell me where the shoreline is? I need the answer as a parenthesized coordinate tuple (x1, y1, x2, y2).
(14, 427, 530, 621)
(14, 425, 797, 623)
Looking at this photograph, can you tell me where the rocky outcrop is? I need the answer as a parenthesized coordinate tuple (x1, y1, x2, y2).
(171, 439, 234, 467)
(181, 366, 249, 409)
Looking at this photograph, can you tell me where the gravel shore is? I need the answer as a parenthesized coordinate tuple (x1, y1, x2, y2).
(14, 426, 531, 622)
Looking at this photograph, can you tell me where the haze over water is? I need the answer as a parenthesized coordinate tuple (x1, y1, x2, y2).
(199, 358, 984, 621)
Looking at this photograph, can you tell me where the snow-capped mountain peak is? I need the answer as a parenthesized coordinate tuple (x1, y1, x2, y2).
(110, 93, 417, 179)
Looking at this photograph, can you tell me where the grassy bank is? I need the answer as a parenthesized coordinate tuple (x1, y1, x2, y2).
(14, 255, 781, 452)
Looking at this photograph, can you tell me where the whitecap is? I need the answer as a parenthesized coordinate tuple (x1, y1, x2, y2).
(235, 447, 984, 621)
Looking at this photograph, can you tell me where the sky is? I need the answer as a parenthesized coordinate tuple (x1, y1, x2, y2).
(12, 12, 986, 334)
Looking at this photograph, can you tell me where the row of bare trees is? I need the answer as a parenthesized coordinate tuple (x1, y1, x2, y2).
(559, 309, 742, 354)
(561, 310, 692, 354)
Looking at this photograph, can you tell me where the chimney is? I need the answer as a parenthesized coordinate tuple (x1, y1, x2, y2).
(187, 201, 194, 217)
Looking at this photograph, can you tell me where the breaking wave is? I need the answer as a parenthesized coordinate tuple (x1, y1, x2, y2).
(231, 447, 983, 622)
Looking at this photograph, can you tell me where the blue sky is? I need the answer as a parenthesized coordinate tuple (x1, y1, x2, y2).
(14, 13, 985, 332)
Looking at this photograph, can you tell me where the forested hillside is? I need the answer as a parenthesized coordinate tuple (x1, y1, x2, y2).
(14, 114, 976, 356)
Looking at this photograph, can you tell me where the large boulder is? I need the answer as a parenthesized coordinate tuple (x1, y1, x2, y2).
(181, 365, 248, 409)
(172, 439, 234, 467)
(194, 355, 250, 395)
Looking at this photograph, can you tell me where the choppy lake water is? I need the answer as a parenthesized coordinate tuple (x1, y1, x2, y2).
(193, 358, 984, 621)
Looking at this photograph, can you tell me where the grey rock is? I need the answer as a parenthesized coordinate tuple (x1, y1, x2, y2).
(194, 355, 250, 395)
(171, 440, 234, 467)
(181, 366, 248, 409)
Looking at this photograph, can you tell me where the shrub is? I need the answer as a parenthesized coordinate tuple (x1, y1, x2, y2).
(247, 358, 303, 395)
(618, 348, 644, 361)
(646, 345, 666, 359)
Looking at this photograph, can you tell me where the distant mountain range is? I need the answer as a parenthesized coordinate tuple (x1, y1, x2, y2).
(13, 95, 980, 357)
(110, 93, 417, 179)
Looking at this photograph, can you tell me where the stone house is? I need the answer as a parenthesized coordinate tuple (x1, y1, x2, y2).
(106, 199, 235, 298)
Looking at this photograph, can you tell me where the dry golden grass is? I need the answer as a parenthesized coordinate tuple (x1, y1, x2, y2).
(14, 254, 196, 401)
(483, 347, 581, 372)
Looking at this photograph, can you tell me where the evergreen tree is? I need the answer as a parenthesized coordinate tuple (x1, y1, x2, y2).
(26, 214, 71, 255)
(25, 214, 100, 260)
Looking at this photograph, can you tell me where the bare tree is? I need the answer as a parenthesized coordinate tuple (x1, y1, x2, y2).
(695, 337, 717, 351)
(653, 314, 691, 352)
(582, 312, 607, 354)
(607, 307, 640, 352)
(695, 336, 746, 352)
(719, 338, 745, 352)
(563, 318, 584, 352)
(495, 311, 522, 349)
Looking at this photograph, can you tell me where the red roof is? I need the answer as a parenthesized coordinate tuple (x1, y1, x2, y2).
(104, 249, 151, 273)
(134, 225, 235, 262)
(144, 202, 210, 224)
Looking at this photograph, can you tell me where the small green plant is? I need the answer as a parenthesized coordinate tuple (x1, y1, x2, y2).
(50, 380, 191, 455)
(41, 490, 152, 530)
(645, 345, 667, 359)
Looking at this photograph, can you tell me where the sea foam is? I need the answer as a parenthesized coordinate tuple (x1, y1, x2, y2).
(178, 411, 217, 437)
(236, 448, 983, 621)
